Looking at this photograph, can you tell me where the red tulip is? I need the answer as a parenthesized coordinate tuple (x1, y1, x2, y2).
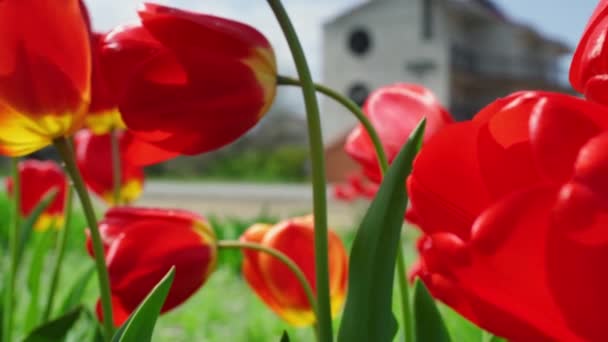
(333, 173, 379, 202)
(74, 129, 144, 205)
(345, 83, 453, 183)
(570, 0, 608, 104)
(100, 3, 277, 165)
(88, 207, 217, 326)
(408, 91, 608, 341)
(240, 216, 348, 326)
(0, 0, 91, 156)
(86, 33, 126, 134)
(6, 160, 68, 231)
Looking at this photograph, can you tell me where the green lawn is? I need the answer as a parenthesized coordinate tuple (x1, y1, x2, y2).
(0, 191, 483, 341)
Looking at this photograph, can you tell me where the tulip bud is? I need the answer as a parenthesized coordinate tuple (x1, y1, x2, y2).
(100, 3, 277, 165)
(74, 129, 144, 205)
(240, 216, 348, 326)
(6, 160, 68, 231)
(345, 83, 453, 183)
(88, 207, 217, 326)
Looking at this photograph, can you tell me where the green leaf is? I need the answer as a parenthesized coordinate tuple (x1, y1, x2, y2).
(112, 267, 176, 342)
(484, 333, 506, 342)
(59, 265, 95, 314)
(338, 120, 426, 342)
(413, 280, 451, 342)
(16, 188, 58, 268)
(439, 304, 483, 341)
(24, 228, 55, 332)
(22, 306, 82, 342)
(280, 330, 290, 342)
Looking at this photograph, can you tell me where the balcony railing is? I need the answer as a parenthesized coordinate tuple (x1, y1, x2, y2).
(450, 44, 568, 87)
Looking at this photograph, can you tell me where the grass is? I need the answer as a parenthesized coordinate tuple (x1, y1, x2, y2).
(0, 191, 484, 341)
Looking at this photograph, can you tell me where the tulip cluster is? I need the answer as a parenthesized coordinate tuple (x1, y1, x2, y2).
(5, 0, 608, 340)
(0, 0, 286, 335)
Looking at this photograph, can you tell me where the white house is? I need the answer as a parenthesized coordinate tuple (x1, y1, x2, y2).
(321, 0, 571, 181)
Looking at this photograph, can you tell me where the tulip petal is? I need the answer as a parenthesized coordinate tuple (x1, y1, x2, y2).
(529, 93, 608, 182)
(75, 129, 145, 205)
(422, 186, 583, 341)
(408, 122, 491, 239)
(105, 221, 215, 326)
(345, 83, 452, 183)
(0, 0, 90, 155)
(102, 5, 277, 157)
(6, 160, 67, 231)
(241, 217, 347, 327)
(570, 0, 608, 101)
(547, 181, 608, 341)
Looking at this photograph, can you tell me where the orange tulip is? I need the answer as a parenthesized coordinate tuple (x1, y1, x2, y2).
(0, 0, 91, 156)
(240, 216, 348, 326)
(5, 160, 68, 231)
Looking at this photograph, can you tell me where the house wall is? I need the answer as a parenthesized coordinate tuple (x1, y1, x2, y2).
(321, 0, 451, 147)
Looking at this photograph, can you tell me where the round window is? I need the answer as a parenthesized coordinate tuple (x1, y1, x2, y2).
(348, 28, 372, 56)
(347, 83, 370, 107)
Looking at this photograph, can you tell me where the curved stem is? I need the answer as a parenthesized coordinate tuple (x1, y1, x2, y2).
(278, 76, 413, 341)
(277, 75, 389, 170)
(42, 187, 74, 322)
(110, 129, 122, 206)
(53, 137, 114, 341)
(218, 240, 319, 340)
(3, 157, 20, 342)
(267, 2, 332, 341)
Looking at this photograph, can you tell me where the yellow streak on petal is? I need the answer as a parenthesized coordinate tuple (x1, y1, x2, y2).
(34, 213, 65, 232)
(192, 218, 218, 281)
(85, 109, 126, 135)
(0, 100, 87, 156)
(274, 277, 346, 327)
(242, 46, 278, 120)
(101, 179, 144, 206)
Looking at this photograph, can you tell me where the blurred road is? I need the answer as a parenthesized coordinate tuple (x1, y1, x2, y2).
(138, 181, 365, 228)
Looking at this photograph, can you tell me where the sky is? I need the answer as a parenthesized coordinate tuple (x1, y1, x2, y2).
(82, 0, 599, 113)
(83, 0, 599, 79)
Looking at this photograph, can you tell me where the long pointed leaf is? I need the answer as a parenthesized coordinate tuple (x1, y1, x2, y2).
(24, 229, 55, 332)
(112, 267, 175, 342)
(59, 265, 95, 315)
(22, 306, 82, 342)
(16, 188, 58, 268)
(338, 120, 426, 342)
(413, 280, 451, 342)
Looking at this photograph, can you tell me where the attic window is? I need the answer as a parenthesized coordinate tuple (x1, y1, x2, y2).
(347, 82, 370, 106)
(422, 0, 433, 40)
(348, 28, 372, 56)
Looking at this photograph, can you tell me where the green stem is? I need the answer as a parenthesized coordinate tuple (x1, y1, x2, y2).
(278, 76, 413, 342)
(3, 157, 20, 342)
(277, 75, 389, 171)
(53, 137, 114, 341)
(218, 240, 319, 340)
(110, 129, 121, 206)
(266, 2, 332, 341)
(42, 187, 74, 322)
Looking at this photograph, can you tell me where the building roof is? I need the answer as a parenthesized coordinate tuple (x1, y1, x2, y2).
(325, 0, 570, 53)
